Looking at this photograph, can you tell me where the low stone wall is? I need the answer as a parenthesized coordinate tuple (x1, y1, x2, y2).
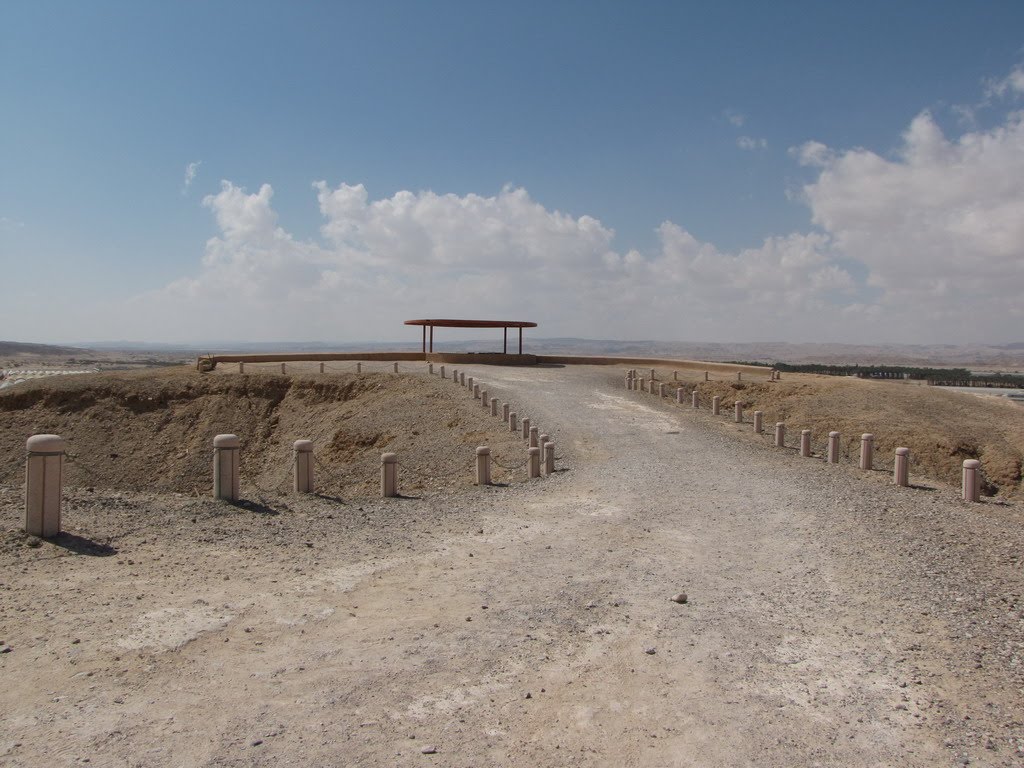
(425, 353, 538, 366)
(536, 355, 766, 376)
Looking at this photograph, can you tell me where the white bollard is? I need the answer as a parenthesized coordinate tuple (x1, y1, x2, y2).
(394, 362, 399, 373)
(481, 390, 488, 407)
(473, 383, 480, 399)
(962, 460, 981, 502)
(460, 372, 465, 386)
(476, 446, 491, 486)
(428, 363, 434, 375)
(503, 403, 510, 422)
(676, 387, 684, 404)
(528, 447, 541, 479)
(490, 398, 498, 417)
(639, 377, 646, 392)
(25, 434, 64, 538)
(753, 411, 763, 434)
(673, 370, 678, 381)
(692, 391, 699, 409)
(239, 362, 244, 374)
(800, 429, 811, 457)
(737, 372, 742, 382)
(381, 453, 398, 497)
(213, 434, 241, 501)
(827, 432, 840, 464)
(650, 368, 655, 381)
(440, 365, 446, 379)
(509, 412, 518, 432)
(293, 440, 314, 493)
(894, 447, 910, 487)
(281, 363, 286, 374)
(539, 433, 550, 450)
(712, 396, 721, 416)
(468, 376, 474, 391)
(357, 362, 362, 373)
(659, 383, 666, 398)
(529, 426, 539, 448)
(734, 401, 743, 423)
(543, 441, 555, 475)
(625, 375, 632, 389)
(860, 434, 874, 470)
(319, 362, 325, 374)
(704, 371, 709, 381)
(774, 423, 785, 448)
(521, 417, 531, 440)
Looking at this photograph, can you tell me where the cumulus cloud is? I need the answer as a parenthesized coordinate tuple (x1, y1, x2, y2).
(796, 107, 1024, 337)
(724, 109, 746, 127)
(737, 136, 767, 151)
(984, 65, 1024, 101)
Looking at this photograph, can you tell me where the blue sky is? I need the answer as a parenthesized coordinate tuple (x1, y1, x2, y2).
(3, 1, 1024, 344)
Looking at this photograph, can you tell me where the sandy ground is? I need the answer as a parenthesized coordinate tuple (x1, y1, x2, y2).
(2, 363, 1023, 767)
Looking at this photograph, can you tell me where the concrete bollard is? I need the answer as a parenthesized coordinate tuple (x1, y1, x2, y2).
(754, 411, 763, 434)
(239, 362, 245, 374)
(481, 390, 488, 407)
(393, 362, 399, 373)
(800, 429, 811, 457)
(659, 383, 666, 398)
(639, 377, 646, 392)
(490, 398, 498, 417)
(509, 412, 518, 432)
(712, 396, 720, 416)
(673, 370, 678, 381)
(522, 417, 531, 440)
(476, 446, 491, 486)
(860, 434, 874, 470)
(676, 387, 684, 404)
(529, 426, 539, 448)
(281, 363, 286, 374)
(650, 368, 656, 381)
(503, 403, 510, 422)
(213, 434, 241, 501)
(737, 372, 742, 382)
(319, 362, 325, 374)
(25, 434, 65, 538)
(962, 460, 981, 502)
(428, 363, 434, 375)
(692, 391, 699, 409)
(734, 401, 743, 423)
(528, 447, 541, 479)
(473, 384, 480, 399)
(704, 371, 709, 381)
(827, 432, 840, 464)
(543, 441, 555, 475)
(625, 376, 632, 389)
(539, 433, 549, 450)
(381, 453, 398, 497)
(293, 440, 314, 493)
(440, 365, 446, 379)
(357, 362, 362, 373)
(460, 372, 465, 386)
(468, 376, 474, 391)
(774, 423, 785, 448)
(894, 448, 910, 487)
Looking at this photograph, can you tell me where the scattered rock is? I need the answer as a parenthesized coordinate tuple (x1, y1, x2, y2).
(644, 647, 657, 655)
(524, 691, 532, 699)
(671, 593, 688, 604)
(0, 645, 12, 653)
(420, 745, 437, 754)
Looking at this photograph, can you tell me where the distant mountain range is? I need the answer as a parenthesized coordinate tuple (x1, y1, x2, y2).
(5, 339, 1024, 368)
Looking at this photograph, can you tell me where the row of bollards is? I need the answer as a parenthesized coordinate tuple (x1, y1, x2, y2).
(428, 363, 558, 485)
(622, 368, 987, 502)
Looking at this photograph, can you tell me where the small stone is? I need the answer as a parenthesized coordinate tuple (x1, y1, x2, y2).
(420, 745, 437, 754)
(671, 593, 688, 604)
(26, 537, 42, 548)
(524, 691, 532, 699)
(465, 616, 472, 622)
(644, 647, 657, 655)
(251, 739, 263, 747)
(0, 645, 12, 653)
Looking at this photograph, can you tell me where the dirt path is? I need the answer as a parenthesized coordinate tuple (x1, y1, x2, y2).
(2, 364, 1023, 767)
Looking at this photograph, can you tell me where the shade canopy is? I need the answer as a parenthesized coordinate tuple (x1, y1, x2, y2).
(404, 319, 537, 354)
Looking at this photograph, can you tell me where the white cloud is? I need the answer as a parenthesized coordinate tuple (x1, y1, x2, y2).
(724, 110, 746, 127)
(737, 136, 767, 151)
(182, 161, 201, 192)
(984, 65, 1024, 101)
(797, 108, 1024, 336)
(0, 216, 24, 231)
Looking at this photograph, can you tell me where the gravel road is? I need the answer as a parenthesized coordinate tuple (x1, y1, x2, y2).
(2, 363, 1022, 767)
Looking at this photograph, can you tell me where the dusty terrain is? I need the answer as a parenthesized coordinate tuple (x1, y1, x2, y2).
(1, 363, 1023, 767)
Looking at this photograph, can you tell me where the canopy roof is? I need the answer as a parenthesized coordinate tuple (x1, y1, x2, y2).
(404, 319, 537, 328)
